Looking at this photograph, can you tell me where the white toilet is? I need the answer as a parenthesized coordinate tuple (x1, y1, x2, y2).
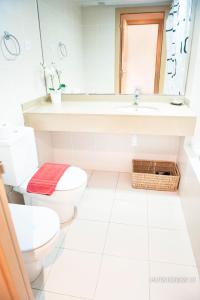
(9, 203, 60, 282)
(0, 126, 87, 223)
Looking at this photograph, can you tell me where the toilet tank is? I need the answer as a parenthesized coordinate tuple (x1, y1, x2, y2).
(0, 127, 38, 186)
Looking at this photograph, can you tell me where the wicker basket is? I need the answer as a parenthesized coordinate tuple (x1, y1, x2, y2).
(132, 160, 180, 192)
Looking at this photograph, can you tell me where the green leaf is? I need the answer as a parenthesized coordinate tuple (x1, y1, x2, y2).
(60, 84, 66, 88)
(57, 83, 66, 90)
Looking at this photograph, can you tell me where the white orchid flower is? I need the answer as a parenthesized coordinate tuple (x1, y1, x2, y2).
(40, 62, 66, 91)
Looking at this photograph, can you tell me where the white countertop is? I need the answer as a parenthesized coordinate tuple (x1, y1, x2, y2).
(23, 98, 197, 136)
(24, 100, 195, 118)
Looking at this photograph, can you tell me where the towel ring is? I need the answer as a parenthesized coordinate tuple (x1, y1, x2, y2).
(58, 42, 67, 58)
(2, 31, 21, 57)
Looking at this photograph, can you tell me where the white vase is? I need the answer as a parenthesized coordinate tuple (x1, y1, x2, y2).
(50, 90, 62, 105)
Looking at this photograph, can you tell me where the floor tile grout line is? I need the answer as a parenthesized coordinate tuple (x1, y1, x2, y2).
(91, 171, 120, 300)
(75, 218, 188, 231)
(36, 206, 82, 291)
(78, 169, 94, 204)
(61, 172, 119, 258)
(78, 170, 94, 203)
(103, 254, 198, 268)
(33, 172, 197, 299)
(147, 194, 151, 300)
(40, 288, 93, 300)
(43, 246, 198, 268)
(107, 171, 120, 223)
(58, 180, 195, 298)
(60, 169, 96, 250)
(57, 225, 71, 248)
(32, 245, 61, 291)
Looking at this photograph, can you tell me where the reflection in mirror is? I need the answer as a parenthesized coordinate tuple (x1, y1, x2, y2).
(37, 0, 194, 96)
(119, 12, 164, 94)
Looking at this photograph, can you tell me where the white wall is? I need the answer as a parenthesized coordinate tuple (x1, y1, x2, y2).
(82, 6, 116, 93)
(0, 0, 46, 126)
(0, 0, 84, 126)
(38, 0, 84, 93)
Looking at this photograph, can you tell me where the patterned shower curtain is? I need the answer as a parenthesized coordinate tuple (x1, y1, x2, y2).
(164, 0, 193, 95)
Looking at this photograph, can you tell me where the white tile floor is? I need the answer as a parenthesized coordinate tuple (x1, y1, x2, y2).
(33, 171, 200, 300)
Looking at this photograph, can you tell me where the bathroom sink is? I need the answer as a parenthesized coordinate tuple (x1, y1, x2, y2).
(116, 104, 158, 113)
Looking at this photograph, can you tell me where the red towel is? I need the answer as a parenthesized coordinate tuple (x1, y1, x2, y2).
(27, 163, 70, 195)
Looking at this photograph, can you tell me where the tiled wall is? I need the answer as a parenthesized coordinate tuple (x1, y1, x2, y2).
(176, 1, 200, 275)
(82, 6, 115, 93)
(38, 0, 83, 93)
(0, 0, 84, 125)
(178, 144, 200, 274)
(0, 0, 46, 125)
(36, 131, 180, 172)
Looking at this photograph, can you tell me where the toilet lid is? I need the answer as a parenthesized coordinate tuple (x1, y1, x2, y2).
(17, 166, 87, 194)
(9, 204, 60, 252)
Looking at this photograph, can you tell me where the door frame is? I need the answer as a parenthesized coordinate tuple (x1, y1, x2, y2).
(0, 162, 34, 300)
(115, 5, 170, 94)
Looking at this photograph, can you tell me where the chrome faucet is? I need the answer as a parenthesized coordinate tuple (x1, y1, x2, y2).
(133, 88, 141, 105)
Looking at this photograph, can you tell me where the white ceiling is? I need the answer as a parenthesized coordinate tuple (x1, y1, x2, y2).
(80, 0, 171, 7)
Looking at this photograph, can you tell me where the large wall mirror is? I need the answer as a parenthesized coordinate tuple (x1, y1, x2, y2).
(37, 0, 194, 96)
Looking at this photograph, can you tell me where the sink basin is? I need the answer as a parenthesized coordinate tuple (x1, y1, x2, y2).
(116, 104, 158, 113)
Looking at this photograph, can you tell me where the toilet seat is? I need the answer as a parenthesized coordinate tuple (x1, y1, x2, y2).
(13, 166, 88, 224)
(15, 166, 87, 194)
(56, 166, 87, 190)
(9, 204, 60, 252)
